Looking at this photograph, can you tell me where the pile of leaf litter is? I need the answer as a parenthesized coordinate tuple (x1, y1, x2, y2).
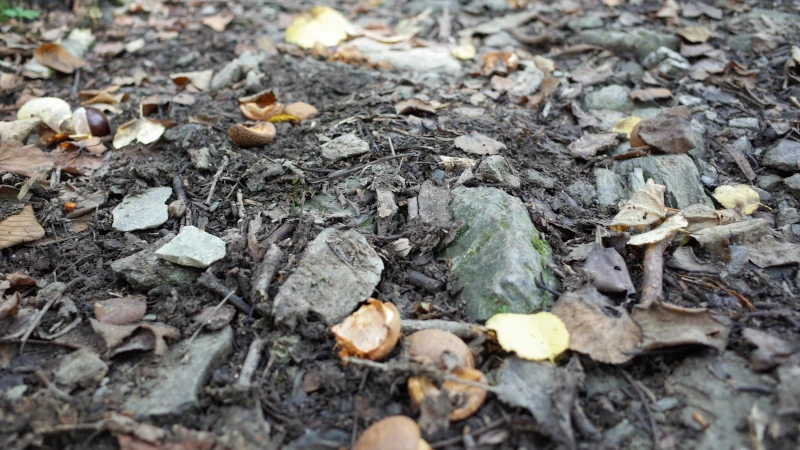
(2, 0, 800, 449)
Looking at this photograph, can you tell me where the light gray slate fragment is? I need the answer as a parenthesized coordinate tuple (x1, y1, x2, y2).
(577, 29, 680, 61)
(112, 187, 172, 232)
(155, 226, 226, 268)
(348, 37, 462, 75)
(444, 187, 557, 321)
(618, 155, 713, 208)
(111, 234, 200, 290)
(762, 138, 800, 172)
(475, 155, 521, 189)
(417, 181, 452, 227)
(594, 168, 626, 205)
(53, 348, 108, 391)
(125, 327, 233, 420)
(507, 65, 544, 105)
(272, 228, 384, 328)
(321, 133, 369, 161)
(584, 85, 633, 112)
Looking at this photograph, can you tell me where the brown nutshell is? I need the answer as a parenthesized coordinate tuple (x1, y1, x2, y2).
(227, 122, 276, 148)
(354, 415, 431, 450)
(407, 329, 475, 369)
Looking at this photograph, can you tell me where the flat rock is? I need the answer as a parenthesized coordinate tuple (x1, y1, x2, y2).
(475, 155, 521, 189)
(417, 181, 452, 227)
(348, 37, 461, 75)
(112, 187, 172, 232)
(507, 65, 545, 105)
(321, 133, 369, 161)
(111, 234, 200, 290)
(444, 187, 557, 321)
(762, 138, 800, 172)
(454, 132, 505, 156)
(618, 154, 713, 208)
(584, 85, 633, 112)
(785, 173, 800, 192)
(125, 327, 233, 420)
(53, 348, 108, 391)
(523, 168, 557, 189)
(594, 168, 625, 205)
(665, 352, 777, 450)
(272, 228, 384, 328)
(154, 226, 226, 268)
(577, 29, 680, 61)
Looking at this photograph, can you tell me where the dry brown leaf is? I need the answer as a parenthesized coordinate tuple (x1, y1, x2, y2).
(0, 205, 46, 250)
(0, 141, 54, 177)
(629, 88, 673, 102)
(192, 304, 235, 331)
(632, 301, 730, 352)
(395, 98, 436, 116)
(454, 132, 505, 156)
(682, 203, 743, 232)
(94, 296, 147, 325)
(483, 52, 519, 77)
(202, 11, 234, 32)
(742, 328, 799, 371)
(567, 132, 619, 159)
(677, 25, 712, 43)
(627, 212, 688, 246)
(609, 179, 666, 231)
(33, 43, 87, 74)
(51, 143, 105, 176)
(690, 219, 770, 261)
(89, 318, 179, 356)
(551, 285, 641, 364)
(170, 70, 213, 91)
(632, 106, 696, 154)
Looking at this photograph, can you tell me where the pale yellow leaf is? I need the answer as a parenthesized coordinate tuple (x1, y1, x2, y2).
(285, 6, 357, 49)
(113, 118, 165, 149)
(627, 212, 688, 246)
(612, 116, 642, 139)
(485, 312, 569, 362)
(712, 185, 760, 215)
(610, 179, 666, 230)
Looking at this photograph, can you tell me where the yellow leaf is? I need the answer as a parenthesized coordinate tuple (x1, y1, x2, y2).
(285, 6, 357, 50)
(485, 312, 569, 362)
(612, 116, 642, 139)
(627, 212, 688, 246)
(712, 185, 760, 215)
(267, 114, 299, 123)
(610, 179, 666, 231)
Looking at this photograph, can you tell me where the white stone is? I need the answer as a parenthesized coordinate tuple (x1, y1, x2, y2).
(320, 133, 369, 161)
(155, 226, 226, 268)
(112, 187, 172, 232)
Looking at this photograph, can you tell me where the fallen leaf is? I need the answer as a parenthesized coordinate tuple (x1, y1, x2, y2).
(0, 141, 54, 177)
(17, 97, 73, 133)
(712, 185, 760, 215)
(94, 295, 147, 325)
(485, 312, 570, 362)
(332, 299, 401, 361)
(227, 122, 276, 148)
(124, 38, 146, 54)
(0, 205, 46, 249)
(454, 132, 506, 156)
(89, 318, 179, 356)
(284, 102, 318, 120)
(93, 42, 126, 58)
(113, 118, 166, 149)
(629, 88, 673, 102)
(395, 98, 436, 116)
(170, 70, 213, 91)
(285, 6, 357, 49)
(567, 132, 619, 159)
(742, 235, 800, 268)
(0, 118, 41, 143)
(632, 301, 730, 352)
(51, 142, 105, 175)
(483, 52, 519, 77)
(677, 25, 712, 43)
(627, 212, 688, 246)
(202, 11, 234, 32)
(238, 91, 285, 121)
(690, 219, 770, 261)
(682, 203, 743, 232)
(551, 285, 641, 364)
(583, 245, 635, 295)
(612, 116, 642, 139)
(631, 106, 696, 154)
(609, 179, 666, 231)
(192, 304, 235, 331)
(742, 328, 799, 371)
(33, 43, 87, 74)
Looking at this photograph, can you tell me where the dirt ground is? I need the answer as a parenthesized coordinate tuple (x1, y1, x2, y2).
(1, 0, 800, 449)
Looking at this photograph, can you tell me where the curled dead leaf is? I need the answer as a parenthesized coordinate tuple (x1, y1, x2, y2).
(395, 99, 436, 116)
(632, 301, 730, 352)
(609, 179, 666, 231)
(0, 204, 46, 249)
(89, 318, 179, 356)
(113, 118, 165, 149)
(33, 43, 87, 74)
(332, 299, 401, 361)
(483, 52, 519, 77)
(0, 141, 55, 177)
(629, 88, 673, 102)
(170, 70, 213, 91)
(634, 106, 696, 154)
(94, 295, 147, 325)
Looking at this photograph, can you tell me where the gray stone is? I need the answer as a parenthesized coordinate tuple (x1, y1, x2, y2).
(154, 226, 226, 268)
(444, 187, 557, 321)
(652, 397, 680, 412)
(678, 95, 703, 106)
(776, 208, 800, 227)
(483, 31, 518, 48)
(594, 168, 626, 206)
(762, 139, 800, 171)
(577, 29, 679, 61)
(584, 85, 633, 112)
(752, 186, 771, 202)
(272, 228, 384, 328)
(348, 37, 461, 75)
(53, 348, 108, 391)
(603, 419, 637, 448)
(176, 50, 200, 67)
(568, 15, 603, 30)
(111, 235, 200, 290)
(618, 155, 713, 208)
(785, 174, 800, 192)
(665, 352, 777, 450)
(126, 327, 233, 420)
(507, 64, 545, 105)
(321, 133, 370, 161)
(642, 47, 690, 74)
(112, 187, 172, 232)
(567, 180, 596, 207)
(727, 35, 752, 52)
(417, 181, 452, 227)
(164, 123, 204, 143)
(475, 155, 521, 189)
(452, 107, 486, 119)
(523, 168, 557, 189)
(729, 117, 759, 129)
(211, 60, 244, 90)
(244, 70, 263, 93)
(757, 174, 784, 191)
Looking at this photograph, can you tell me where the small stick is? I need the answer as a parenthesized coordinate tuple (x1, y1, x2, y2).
(205, 155, 229, 204)
(198, 271, 253, 315)
(639, 237, 672, 308)
(237, 337, 269, 387)
(250, 244, 284, 305)
(185, 290, 234, 349)
(622, 370, 660, 450)
(308, 153, 417, 184)
(401, 319, 486, 339)
(265, 221, 296, 246)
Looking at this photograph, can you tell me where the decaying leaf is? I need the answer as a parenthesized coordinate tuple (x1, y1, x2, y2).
(485, 312, 570, 362)
(17, 97, 73, 133)
(483, 52, 519, 77)
(51, 141, 106, 175)
(742, 235, 800, 268)
(567, 132, 619, 159)
(170, 70, 213, 91)
(0, 118, 41, 142)
(89, 318, 179, 356)
(690, 219, 770, 261)
(113, 118, 166, 149)
(285, 6, 358, 49)
(94, 295, 147, 325)
(332, 299, 401, 361)
(395, 98, 436, 116)
(0, 141, 55, 177)
(238, 91, 285, 121)
(682, 203, 743, 232)
(742, 328, 799, 371)
(192, 304, 236, 331)
(612, 116, 642, 139)
(629, 88, 673, 102)
(202, 11, 234, 32)
(632, 301, 730, 352)
(583, 245, 635, 295)
(609, 179, 666, 231)
(627, 212, 688, 246)
(454, 132, 506, 156)
(551, 285, 641, 364)
(677, 25, 712, 43)
(631, 106, 696, 154)
(712, 185, 760, 215)
(33, 43, 87, 74)
(0, 204, 46, 249)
